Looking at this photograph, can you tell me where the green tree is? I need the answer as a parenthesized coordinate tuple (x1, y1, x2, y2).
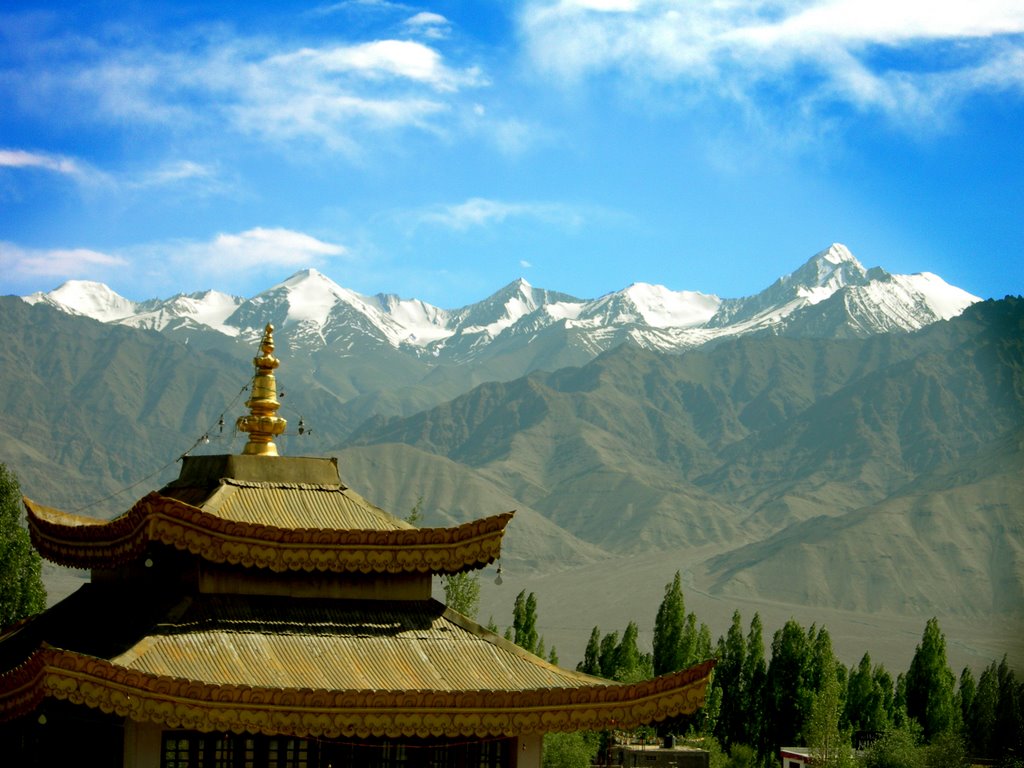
(765, 619, 812, 752)
(741, 612, 767, 752)
(905, 618, 956, 741)
(612, 621, 646, 683)
(404, 495, 424, 524)
(846, 653, 891, 735)
(922, 729, 967, 768)
(862, 724, 923, 768)
(512, 590, 539, 654)
(0, 464, 46, 627)
(713, 610, 747, 749)
(874, 664, 897, 729)
(598, 630, 619, 679)
(578, 627, 603, 676)
(971, 660, 998, 756)
(807, 655, 852, 767)
(442, 571, 480, 619)
(994, 656, 1023, 759)
(653, 572, 686, 675)
(955, 667, 975, 739)
(542, 731, 599, 768)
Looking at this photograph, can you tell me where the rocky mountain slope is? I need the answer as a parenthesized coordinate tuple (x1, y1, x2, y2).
(4, 249, 1017, 672)
(345, 298, 1024, 616)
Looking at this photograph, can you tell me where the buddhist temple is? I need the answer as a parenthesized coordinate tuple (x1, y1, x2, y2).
(0, 325, 714, 767)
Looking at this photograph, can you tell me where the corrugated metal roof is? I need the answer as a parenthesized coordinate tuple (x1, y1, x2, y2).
(172, 482, 411, 531)
(111, 597, 603, 693)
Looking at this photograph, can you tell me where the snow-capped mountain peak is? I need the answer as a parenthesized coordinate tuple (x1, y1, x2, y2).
(19, 244, 982, 362)
(25, 280, 138, 322)
(620, 283, 721, 328)
(787, 243, 869, 302)
(274, 268, 358, 327)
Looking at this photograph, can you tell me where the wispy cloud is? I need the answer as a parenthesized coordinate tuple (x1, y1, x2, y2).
(1, 148, 224, 194)
(2, 23, 489, 160)
(417, 197, 586, 231)
(0, 149, 108, 185)
(2, 228, 348, 296)
(520, 0, 1024, 125)
(173, 227, 348, 274)
(1, 242, 128, 282)
(403, 12, 452, 40)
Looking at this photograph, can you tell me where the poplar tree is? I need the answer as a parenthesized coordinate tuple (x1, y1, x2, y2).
(845, 653, 890, 735)
(765, 619, 812, 752)
(0, 464, 46, 627)
(714, 610, 747, 749)
(598, 631, 619, 679)
(512, 590, 539, 654)
(806, 652, 852, 766)
(612, 621, 649, 683)
(653, 572, 686, 675)
(741, 612, 767, 751)
(905, 618, 955, 740)
(578, 627, 603, 676)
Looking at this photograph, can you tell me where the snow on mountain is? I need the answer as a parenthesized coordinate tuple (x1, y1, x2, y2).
(123, 291, 244, 336)
(598, 284, 720, 329)
(892, 272, 978, 320)
(24, 280, 138, 322)
(20, 244, 982, 361)
(373, 293, 452, 345)
(451, 278, 576, 338)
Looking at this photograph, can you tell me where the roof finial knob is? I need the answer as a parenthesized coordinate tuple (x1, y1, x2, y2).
(237, 324, 287, 456)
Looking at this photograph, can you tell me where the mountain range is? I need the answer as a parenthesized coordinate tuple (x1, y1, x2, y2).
(25, 242, 976, 360)
(5, 243, 1021, 673)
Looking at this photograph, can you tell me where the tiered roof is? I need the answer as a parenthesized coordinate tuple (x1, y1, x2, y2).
(0, 324, 714, 738)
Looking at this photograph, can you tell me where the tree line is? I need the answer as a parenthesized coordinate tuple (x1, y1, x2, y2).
(494, 572, 1023, 768)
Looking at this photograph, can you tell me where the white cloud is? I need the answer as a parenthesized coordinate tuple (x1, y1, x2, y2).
(0, 149, 109, 185)
(3, 27, 488, 159)
(419, 197, 585, 230)
(269, 40, 483, 93)
(0, 149, 79, 175)
(0, 242, 128, 281)
(403, 12, 452, 39)
(131, 160, 221, 190)
(520, 259, 533, 268)
(520, 0, 1024, 123)
(175, 228, 347, 274)
(1, 228, 348, 296)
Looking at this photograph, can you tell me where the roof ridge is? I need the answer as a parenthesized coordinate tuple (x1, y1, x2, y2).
(220, 478, 348, 491)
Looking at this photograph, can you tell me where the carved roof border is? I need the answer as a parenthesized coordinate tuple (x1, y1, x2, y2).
(0, 648, 714, 738)
(25, 494, 512, 574)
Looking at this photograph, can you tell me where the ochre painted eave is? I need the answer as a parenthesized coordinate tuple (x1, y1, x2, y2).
(0, 647, 714, 738)
(25, 494, 513, 574)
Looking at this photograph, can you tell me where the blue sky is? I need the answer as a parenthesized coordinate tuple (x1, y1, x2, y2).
(1, 0, 1022, 307)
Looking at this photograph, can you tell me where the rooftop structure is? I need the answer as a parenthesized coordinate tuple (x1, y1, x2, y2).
(0, 324, 714, 767)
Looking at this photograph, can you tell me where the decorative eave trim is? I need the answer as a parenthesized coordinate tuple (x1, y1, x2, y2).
(25, 494, 512, 575)
(0, 648, 714, 738)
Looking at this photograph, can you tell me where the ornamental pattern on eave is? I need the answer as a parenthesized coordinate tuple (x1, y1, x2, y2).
(25, 493, 513, 574)
(0, 648, 714, 739)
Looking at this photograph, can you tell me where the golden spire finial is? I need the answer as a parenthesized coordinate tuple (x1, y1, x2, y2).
(237, 324, 287, 456)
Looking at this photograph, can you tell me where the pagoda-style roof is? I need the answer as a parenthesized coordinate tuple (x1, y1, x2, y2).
(0, 585, 714, 738)
(26, 455, 512, 575)
(1, 322, 716, 743)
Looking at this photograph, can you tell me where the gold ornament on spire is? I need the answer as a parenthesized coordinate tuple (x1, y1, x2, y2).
(237, 324, 287, 456)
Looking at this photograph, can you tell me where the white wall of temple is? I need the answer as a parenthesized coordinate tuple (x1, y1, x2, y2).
(515, 732, 543, 768)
